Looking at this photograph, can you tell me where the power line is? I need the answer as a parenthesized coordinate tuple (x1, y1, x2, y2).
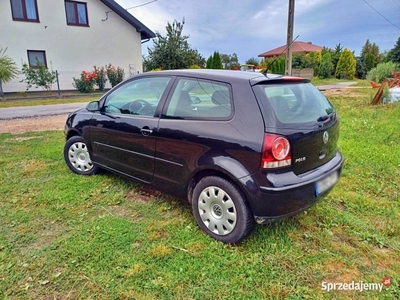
(382, 0, 400, 16)
(362, 0, 400, 30)
(388, 0, 400, 12)
(126, 0, 158, 11)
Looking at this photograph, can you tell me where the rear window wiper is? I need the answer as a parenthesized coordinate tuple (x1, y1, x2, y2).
(317, 112, 335, 125)
(317, 114, 330, 122)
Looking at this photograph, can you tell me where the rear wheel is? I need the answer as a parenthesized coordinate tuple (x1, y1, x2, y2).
(192, 176, 254, 244)
(64, 136, 99, 175)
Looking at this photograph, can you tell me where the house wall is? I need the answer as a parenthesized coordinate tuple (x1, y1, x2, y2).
(0, 0, 143, 93)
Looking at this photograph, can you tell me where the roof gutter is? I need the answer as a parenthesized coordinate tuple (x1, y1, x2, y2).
(141, 38, 151, 44)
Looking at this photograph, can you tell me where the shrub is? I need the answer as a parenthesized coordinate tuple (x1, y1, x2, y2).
(93, 66, 107, 91)
(335, 48, 356, 79)
(366, 61, 399, 83)
(73, 71, 97, 93)
(106, 64, 124, 87)
(189, 64, 201, 69)
(318, 53, 334, 79)
(0, 47, 19, 84)
(21, 60, 56, 91)
(259, 57, 285, 74)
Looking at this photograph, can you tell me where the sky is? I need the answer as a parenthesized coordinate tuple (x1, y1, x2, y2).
(115, 0, 400, 63)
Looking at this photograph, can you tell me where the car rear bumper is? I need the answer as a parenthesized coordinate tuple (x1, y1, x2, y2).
(239, 151, 344, 224)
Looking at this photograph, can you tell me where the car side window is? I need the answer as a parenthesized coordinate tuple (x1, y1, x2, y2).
(165, 78, 233, 120)
(103, 77, 171, 117)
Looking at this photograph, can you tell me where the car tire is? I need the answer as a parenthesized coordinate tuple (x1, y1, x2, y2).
(64, 136, 99, 175)
(192, 176, 255, 244)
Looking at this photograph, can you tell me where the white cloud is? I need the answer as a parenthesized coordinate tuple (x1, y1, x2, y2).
(115, 0, 400, 62)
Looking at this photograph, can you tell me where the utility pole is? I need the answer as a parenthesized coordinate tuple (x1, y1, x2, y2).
(285, 0, 295, 76)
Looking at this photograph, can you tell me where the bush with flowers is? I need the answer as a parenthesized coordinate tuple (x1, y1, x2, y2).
(73, 70, 97, 93)
(93, 66, 107, 91)
(73, 64, 124, 93)
(106, 64, 125, 87)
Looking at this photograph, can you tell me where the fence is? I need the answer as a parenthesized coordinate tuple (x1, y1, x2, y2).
(1, 69, 117, 96)
(291, 68, 314, 80)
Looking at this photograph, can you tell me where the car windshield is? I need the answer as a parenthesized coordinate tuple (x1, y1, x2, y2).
(253, 82, 334, 125)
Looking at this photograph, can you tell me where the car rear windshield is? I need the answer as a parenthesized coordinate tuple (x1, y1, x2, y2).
(253, 82, 334, 126)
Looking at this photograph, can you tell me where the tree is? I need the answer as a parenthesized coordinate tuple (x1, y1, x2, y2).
(318, 53, 334, 79)
(335, 48, 356, 79)
(356, 56, 368, 79)
(262, 57, 285, 74)
(382, 49, 394, 63)
(390, 37, 400, 64)
(360, 39, 381, 71)
(206, 55, 213, 69)
(245, 57, 259, 66)
(0, 47, 19, 97)
(212, 51, 223, 69)
(220, 53, 240, 69)
(331, 43, 343, 74)
(144, 19, 205, 70)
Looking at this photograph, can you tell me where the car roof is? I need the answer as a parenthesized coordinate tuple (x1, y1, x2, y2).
(140, 69, 291, 82)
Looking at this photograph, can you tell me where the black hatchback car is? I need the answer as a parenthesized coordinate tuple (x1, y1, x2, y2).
(64, 69, 344, 243)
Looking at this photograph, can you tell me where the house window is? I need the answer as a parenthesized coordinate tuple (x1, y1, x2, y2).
(27, 50, 47, 68)
(65, 1, 89, 26)
(10, 0, 39, 22)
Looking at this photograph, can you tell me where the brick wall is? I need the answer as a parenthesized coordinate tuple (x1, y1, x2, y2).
(292, 68, 314, 80)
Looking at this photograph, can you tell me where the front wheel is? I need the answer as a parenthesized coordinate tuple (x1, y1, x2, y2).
(192, 176, 255, 244)
(64, 136, 99, 175)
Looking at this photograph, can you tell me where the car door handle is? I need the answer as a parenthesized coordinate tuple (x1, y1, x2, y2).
(140, 127, 153, 136)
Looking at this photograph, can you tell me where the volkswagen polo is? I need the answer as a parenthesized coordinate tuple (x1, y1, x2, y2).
(64, 69, 344, 243)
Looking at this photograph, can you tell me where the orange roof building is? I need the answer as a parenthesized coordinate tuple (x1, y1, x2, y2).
(258, 41, 323, 58)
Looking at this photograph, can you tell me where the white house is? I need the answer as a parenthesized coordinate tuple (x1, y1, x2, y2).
(0, 0, 155, 93)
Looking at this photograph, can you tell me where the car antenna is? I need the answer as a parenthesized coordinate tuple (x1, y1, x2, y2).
(262, 35, 300, 77)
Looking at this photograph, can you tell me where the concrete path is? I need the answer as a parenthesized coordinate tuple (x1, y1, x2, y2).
(317, 81, 358, 91)
(0, 102, 87, 120)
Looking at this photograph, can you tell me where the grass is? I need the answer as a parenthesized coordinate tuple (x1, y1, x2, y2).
(0, 81, 399, 299)
(0, 95, 100, 108)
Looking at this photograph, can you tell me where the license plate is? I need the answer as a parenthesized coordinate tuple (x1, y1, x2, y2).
(315, 171, 339, 196)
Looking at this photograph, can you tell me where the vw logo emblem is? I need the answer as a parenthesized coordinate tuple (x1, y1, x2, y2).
(323, 131, 329, 144)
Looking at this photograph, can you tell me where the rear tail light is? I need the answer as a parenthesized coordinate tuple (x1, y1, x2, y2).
(261, 133, 291, 169)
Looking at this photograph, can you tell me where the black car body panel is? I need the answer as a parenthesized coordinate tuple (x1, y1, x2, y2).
(64, 69, 344, 241)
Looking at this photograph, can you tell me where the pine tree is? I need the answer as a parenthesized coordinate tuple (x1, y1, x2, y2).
(331, 44, 343, 75)
(212, 51, 223, 69)
(361, 39, 381, 71)
(335, 48, 356, 79)
(390, 37, 400, 64)
(206, 55, 213, 69)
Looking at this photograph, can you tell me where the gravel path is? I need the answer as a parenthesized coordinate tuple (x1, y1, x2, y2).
(0, 114, 69, 134)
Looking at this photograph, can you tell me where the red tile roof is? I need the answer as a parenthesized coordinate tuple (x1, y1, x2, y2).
(258, 41, 323, 58)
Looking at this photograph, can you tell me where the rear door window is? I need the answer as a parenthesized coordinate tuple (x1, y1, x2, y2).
(253, 82, 334, 125)
(164, 78, 233, 120)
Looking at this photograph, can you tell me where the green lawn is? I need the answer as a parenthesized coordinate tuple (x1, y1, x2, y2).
(0, 82, 399, 299)
(0, 95, 100, 108)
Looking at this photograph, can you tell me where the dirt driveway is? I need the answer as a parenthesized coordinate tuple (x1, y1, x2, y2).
(0, 114, 69, 134)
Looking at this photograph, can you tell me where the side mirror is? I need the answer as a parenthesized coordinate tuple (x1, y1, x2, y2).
(87, 101, 99, 112)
